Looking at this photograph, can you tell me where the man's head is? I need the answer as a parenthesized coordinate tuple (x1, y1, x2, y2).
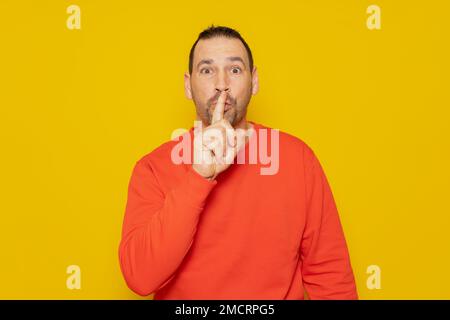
(184, 25, 259, 128)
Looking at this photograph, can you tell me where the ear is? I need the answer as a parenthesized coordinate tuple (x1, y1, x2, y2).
(184, 72, 193, 100)
(251, 66, 259, 95)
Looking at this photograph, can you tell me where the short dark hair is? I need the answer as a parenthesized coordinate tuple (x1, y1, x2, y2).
(188, 25, 254, 74)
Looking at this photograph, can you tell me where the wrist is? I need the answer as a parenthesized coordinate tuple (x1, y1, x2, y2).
(192, 165, 216, 181)
(205, 173, 217, 181)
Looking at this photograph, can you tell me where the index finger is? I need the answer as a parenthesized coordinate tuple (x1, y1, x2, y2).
(211, 91, 227, 124)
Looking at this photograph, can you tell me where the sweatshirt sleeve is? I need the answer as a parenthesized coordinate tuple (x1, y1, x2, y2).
(300, 145, 358, 300)
(118, 159, 217, 296)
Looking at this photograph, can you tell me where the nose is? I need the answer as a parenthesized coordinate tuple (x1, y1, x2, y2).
(215, 69, 230, 93)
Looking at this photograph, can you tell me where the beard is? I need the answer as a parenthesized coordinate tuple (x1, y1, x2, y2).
(208, 105, 238, 126)
(192, 91, 249, 128)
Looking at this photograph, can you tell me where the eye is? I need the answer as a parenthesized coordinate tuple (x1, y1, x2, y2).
(200, 68, 212, 74)
(231, 67, 242, 74)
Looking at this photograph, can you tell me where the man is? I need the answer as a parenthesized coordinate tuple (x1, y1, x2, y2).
(118, 25, 358, 299)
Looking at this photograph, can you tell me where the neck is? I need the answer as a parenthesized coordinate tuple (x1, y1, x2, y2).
(234, 118, 254, 146)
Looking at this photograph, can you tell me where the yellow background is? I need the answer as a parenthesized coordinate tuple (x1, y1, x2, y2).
(1, 0, 449, 299)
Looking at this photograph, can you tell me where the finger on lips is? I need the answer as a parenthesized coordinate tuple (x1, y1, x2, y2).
(212, 91, 227, 124)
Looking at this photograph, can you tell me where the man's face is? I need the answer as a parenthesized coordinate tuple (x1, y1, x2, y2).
(184, 37, 258, 127)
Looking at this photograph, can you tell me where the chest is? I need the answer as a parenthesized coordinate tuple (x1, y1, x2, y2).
(195, 163, 306, 255)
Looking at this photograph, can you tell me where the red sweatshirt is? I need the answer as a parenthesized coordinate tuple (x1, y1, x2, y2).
(118, 121, 358, 299)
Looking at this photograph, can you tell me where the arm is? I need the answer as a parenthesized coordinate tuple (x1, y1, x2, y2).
(300, 145, 358, 299)
(118, 159, 216, 296)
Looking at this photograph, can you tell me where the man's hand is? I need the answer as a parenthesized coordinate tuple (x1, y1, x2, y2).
(193, 91, 243, 180)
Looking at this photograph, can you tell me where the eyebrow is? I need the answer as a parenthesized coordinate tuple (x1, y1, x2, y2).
(196, 56, 246, 69)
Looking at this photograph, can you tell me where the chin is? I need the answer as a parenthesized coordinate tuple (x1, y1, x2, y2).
(224, 113, 237, 126)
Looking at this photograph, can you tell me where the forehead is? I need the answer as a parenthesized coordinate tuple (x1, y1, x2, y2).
(193, 37, 249, 66)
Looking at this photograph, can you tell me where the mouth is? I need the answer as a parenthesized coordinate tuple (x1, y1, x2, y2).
(211, 101, 233, 112)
